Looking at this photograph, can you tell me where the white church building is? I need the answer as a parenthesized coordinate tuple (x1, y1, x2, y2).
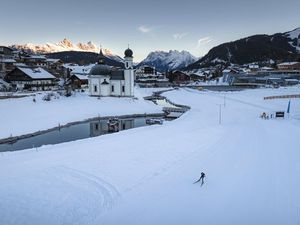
(88, 48, 134, 97)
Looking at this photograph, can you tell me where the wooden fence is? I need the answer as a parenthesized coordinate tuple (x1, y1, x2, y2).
(264, 94, 300, 100)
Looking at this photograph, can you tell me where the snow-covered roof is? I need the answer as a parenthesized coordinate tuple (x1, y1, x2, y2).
(189, 72, 206, 77)
(285, 79, 299, 82)
(63, 63, 94, 74)
(260, 67, 273, 70)
(14, 63, 27, 67)
(0, 59, 16, 63)
(278, 62, 300, 66)
(28, 55, 46, 60)
(18, 67, 56, 79)
(72, 74, 89, 80)
(46, 58, 61, 63)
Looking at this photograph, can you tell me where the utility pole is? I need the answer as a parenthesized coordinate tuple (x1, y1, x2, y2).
(219, 104, 222, 125)
(216, 104, 222, 125)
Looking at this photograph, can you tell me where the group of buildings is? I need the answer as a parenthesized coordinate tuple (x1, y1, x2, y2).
(0, 46, 63, 91)
(1, 45, 300, 95)
(222, 62, 300, 87)
(0, 46, 136, 97)
(0, 45, 172, 97)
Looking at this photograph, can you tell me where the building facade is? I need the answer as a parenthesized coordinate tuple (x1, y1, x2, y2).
(4, 66, 57, 91)
(88, 48, 134, 97)
(277, 62, 300, 70)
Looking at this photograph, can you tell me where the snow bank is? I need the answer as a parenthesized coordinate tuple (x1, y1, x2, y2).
(0, 88, 162, 139)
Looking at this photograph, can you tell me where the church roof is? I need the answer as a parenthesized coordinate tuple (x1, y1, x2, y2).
(89, 64, 113, 76)
(111, 70, 124, 80)
(124, 48, 133, 58)
(89, 64, 125, 80)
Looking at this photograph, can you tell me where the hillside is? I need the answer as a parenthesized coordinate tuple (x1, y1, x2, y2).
(187, 28, 300, 69)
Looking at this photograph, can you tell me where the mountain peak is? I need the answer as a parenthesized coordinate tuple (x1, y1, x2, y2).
(138, 50, 197, 72)
(59, 38, 74, 48)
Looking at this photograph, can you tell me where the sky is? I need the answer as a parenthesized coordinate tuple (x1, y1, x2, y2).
(1, 0, 300, 61)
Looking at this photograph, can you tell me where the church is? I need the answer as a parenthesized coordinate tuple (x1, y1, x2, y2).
(88, 48, 134, 97)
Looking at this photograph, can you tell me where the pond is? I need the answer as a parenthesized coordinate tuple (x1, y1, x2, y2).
(0, 116, 163, 152)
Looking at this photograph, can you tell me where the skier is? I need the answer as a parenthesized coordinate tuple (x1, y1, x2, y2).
(194, 172, 206, 186)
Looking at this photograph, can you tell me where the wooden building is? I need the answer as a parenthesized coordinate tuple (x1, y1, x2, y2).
(168, 71, 190, 84)
(68, 74, 88, 89)
(5, 66, 57, 91)
(277, 62, 300, 70)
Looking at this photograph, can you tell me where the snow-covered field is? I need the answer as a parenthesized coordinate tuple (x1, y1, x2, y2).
(0, 89, 162, 139)
(0, 86, 300, 225)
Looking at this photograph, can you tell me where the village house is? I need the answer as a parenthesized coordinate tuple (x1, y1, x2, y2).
(4, 66, 57, 91)
(67, 74, 89, 89)
(20, 55, 47, 67)
(135, 65, 169, 87)
(0, 46, 14, 58)
(46, 59, 63, 71)
(167, 70, 190, 84)
(0, 58, 16, 78)
(277, 62, 300, 70)
(188, 71, 208, 82)
(88, 48, 134, 97)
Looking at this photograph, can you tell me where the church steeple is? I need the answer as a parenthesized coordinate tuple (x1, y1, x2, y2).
(124, 46, 133, 69)
(98, 47, 105, 65)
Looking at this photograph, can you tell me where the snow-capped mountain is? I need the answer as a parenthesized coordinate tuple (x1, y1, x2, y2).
(138, 50, 197, 72)
(11, 38, 124, 63)
(284, 27, 300, 52)
(187, 27, 300, 69)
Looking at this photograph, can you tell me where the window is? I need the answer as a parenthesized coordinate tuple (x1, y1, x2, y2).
(122, 123, 126, 130)
(94, 85, 97, 92)
(126, 62, 128, 68)
(95, 124, 99, 130)
(122, 85, 125, 92)
(111, 85, 114, 92)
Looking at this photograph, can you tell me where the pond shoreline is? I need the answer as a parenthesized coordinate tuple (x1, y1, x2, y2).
(0, 89, 191, 150)
(0, 113, 165, 145)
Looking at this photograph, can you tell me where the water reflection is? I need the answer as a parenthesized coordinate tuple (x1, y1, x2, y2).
(0, 117, 160, 152)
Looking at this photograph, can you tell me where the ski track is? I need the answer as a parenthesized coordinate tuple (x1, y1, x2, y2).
(49, 166, 120, 225)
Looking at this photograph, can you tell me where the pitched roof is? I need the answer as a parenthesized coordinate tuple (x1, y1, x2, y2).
(18, 67, 56, 79)
(46, 58, 61, 63)
(0, 59, 16, 63)
(278, 62, 300, 66)
(72, 74, 89, 80)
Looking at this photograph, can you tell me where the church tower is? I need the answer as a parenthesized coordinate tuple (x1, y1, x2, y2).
(124, 47, 134, 96)
(98, 48, 105, 64)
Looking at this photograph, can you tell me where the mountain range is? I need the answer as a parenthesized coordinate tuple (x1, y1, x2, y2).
(10, 38, 124, 63)
(10, 27, 300, 71)
(11, 39, 197, 71)
(137, 50, 197, 72)
(187, 27, 300, 69)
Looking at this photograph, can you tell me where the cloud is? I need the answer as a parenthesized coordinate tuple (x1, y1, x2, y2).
(197, 37, 213, 47)
(173, 33, 188, 40)
(138, 25, 153, 33)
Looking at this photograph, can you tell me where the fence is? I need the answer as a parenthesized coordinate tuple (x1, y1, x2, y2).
(264, 94, 300, 100)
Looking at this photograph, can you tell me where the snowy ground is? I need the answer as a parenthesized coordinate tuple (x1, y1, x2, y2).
(0, 88, 162, 139)
(0, 86, 300, 225)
